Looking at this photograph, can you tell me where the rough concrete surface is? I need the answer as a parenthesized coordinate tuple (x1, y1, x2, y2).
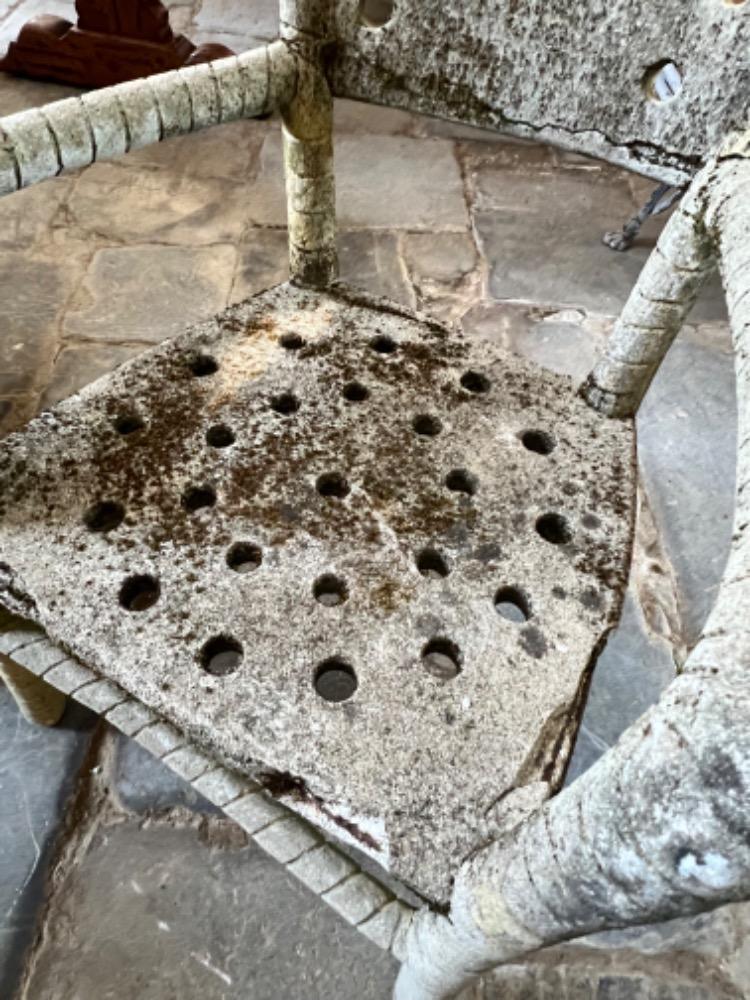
(0, 0, 745, 995)
(0, 282, 634, 902)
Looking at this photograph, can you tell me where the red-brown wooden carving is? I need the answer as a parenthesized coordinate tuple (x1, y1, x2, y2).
(0, 0, 235, 89)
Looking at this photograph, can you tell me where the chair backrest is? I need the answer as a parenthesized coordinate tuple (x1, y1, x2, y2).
(328, 0, 750, 185)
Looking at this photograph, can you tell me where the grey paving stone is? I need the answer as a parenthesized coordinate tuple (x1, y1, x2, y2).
(462, 300, 609, 382)
(0, 72, 79, 116)
(124, 119, 268, 186)
(41, 343, 146, 410)
(112, 734, 219, 815)
(0, 249, 71, 398)
(0, 176, 72, 252)
(193, 0, 278, 40)
(334, 98, 418, 136)
(568, 590, 676, 765)
(68, 163, 252, 246)
(338, 230, 415, 306)
(403, 231, 477, 287)
(472, 164, 726, 319)
(246, 132, 468, 230)
(0, 686, 96, 1000)
(637, 330, 736, 647)
(23, 820, 398, 999)
(62, 244, 236, 344)
(231, 227, 290, 303)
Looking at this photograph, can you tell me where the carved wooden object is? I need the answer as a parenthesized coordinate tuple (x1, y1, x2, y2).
(0, 0, 234, 89)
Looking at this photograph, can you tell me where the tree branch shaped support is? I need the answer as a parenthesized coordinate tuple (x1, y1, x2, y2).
(279, 0, 338, 288)
(0, 42, 297, 196)
(580, 167, 717, 418)
(395, 142, 750, 1000)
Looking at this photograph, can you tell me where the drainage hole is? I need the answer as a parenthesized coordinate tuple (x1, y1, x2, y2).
(343, 381, 369, 402)
(226, 542, 262, 573)
(445, 469, 477, 496)
(416, 548, 449, 579)
(314, 657, 357, 702)
(314, 574, 349, 606)
(188, 353, 218, 377)
(119, 574, 160, 612)
(206, 424, 235, 448)
(370, 334, 397, 354)
(271, 392, 300, 415)
(280, 332, 305, 350)
(642, 60, 683, 102)
(114, 413, 145, 436)
(316, 473, 350, 499)
(200, 635, 243, 676)
(494, 586, 530, 624)
(182, 485, 216, 512)
(521, 429, 555, 455)
(412, 414, 442, 437)
(422, 638, 461, 680)
(84, 500, 125, 533)
(536, 513, 572, 545)
(460, 370, 491, 394)
(360, 0, 395, 27)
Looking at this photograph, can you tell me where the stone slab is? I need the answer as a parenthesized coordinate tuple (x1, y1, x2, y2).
(61, 244, 236, 344)
(113, 733, 219, 814)
(21, 820, 398, 999)
(0, 686, 95, 999)
(637, 332, 737, 648)
(0, 281, 635, 902)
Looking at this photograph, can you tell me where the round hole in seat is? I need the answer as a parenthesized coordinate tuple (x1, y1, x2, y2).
(494, 586, 530, 623)
(421, 638, 461, 680)
(642, 61, 683, 102)
(412, 414, 442, 437)
(460, 370, 491, 394)
(416, 548, 449, 579)
(314, 658, 357, 702)
(188, 354, 218, 377)
(226, 542, 262, 573)
(521, 429, 555, 455)
(316, 473, 350, 499)
(206, 424, 235, 448)
(370, 334, 397, 354)
(314, 574, 349, 606)
(201, 635, 243, 675)
(271, 392, 300, 415)
(84, 500, 125, 533)
(536, 513, 572, 545)
(280, 332, 305, 350)
(114, 413, 145, 436)
(119, 574, 160, 612)
(182, 485, 216, 512)
(445, 468, 477, 496)
(343, 381, 370, 402)
(359, 0, 395, 28)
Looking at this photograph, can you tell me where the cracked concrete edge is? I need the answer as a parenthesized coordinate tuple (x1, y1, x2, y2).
(0, 618, 417, 960)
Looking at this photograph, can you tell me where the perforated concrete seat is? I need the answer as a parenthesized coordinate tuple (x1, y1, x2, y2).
(0, 283, 634, 901)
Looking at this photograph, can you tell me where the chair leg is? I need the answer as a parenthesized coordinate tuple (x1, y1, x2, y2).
(0, 652, 67, 725)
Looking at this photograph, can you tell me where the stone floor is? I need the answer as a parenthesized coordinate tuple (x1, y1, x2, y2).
(0, 1, 745, 998)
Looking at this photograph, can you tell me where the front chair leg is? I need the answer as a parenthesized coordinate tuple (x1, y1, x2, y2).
(0, 653, 67, 725)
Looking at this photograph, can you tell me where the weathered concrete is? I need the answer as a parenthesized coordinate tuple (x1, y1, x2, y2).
(331, 0, 750, 184)
(0, 281, 634, 902)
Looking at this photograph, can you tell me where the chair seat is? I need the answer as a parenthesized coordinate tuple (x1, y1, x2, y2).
(0, 282, 635, 902)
